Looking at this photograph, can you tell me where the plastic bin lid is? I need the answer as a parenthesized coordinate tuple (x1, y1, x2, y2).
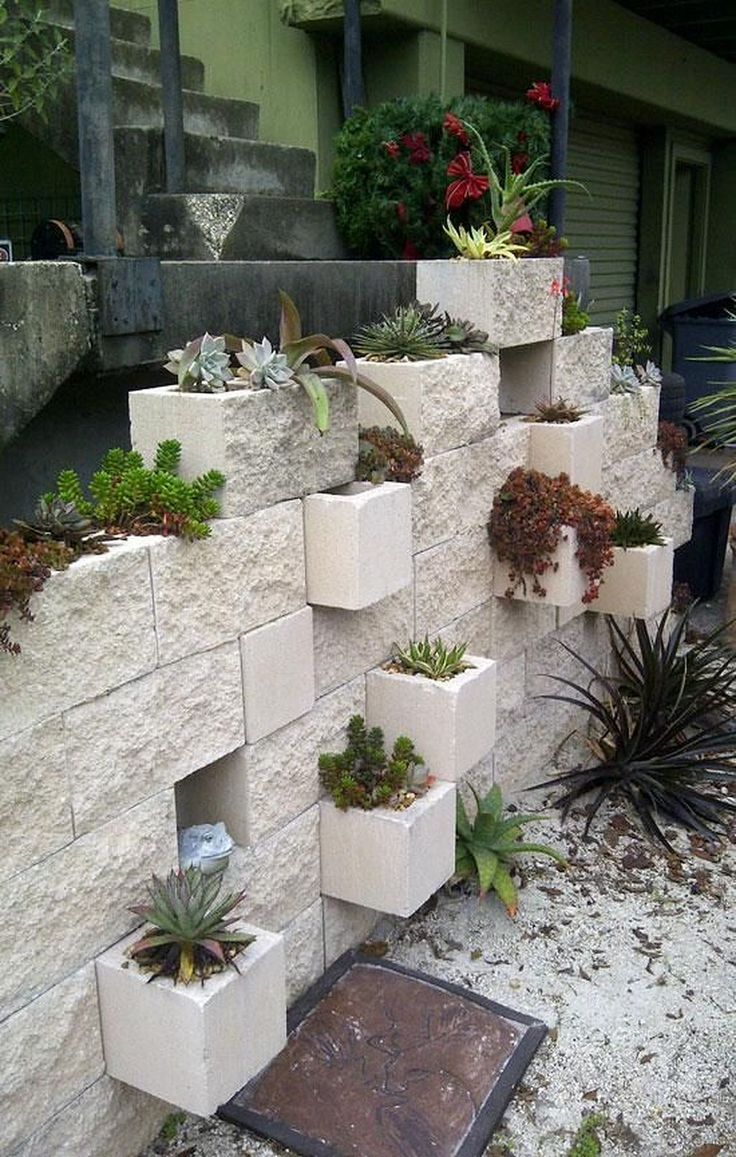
(660, 291, 736, 329)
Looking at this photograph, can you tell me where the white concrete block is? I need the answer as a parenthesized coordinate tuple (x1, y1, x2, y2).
(96, 924, 286, 1117)
(323, 897, 379, 967)
(3, 718, 73, 879)
(356, 353, 500, 455)
(129, 380, 358, 519)
(552, 327, 613, 406)
(412, 440, 496, 553)
(528, 414, 605, 492)
(491, 527, 589, 607)
(0, 537, 157, 742)
(304, 482, 412, 609)
(602, 387, 660, 467)
(590, 541, 674, 618)
(651, 489, 694, 549)
(64, 642, 244, 836)
(416, 258, 563, 348)
(488, 596, 557, 660)
(414, 526, 494, 638)
(313, 585, 414, 697)
(366, 657, 497, 782)
(241, 607, 315, 742)
(149, 505, 306, 664)
(319, 781, 456, 917)
(434, 600, 494, 659)
(499, 340, 554, 413)
(602, 447, 676, 513)
(281, 899, 325, 1004)
(224, 806, 321, 932)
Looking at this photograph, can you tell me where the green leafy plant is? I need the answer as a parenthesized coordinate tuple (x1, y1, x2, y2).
(561, 292, 589, 336)
(521, 217, 567, 258)
(353, 303, 446, 361)
(390, 636, 471, 680)
(443, 219, 528, 260)
(535, 612, 736, 851)
(688, 314, 736, 481)
(611, 508, 666, 548)
(318, 715, 427, 811)
(487, 467, 616, 603)
(331, 93, 551, 259)
(612, 308, 651, 368)
(0, 0, 71, 123)
(49, 440, 224, 540)
(356, 426, 424, 484)
(0, 530, 73, 655)
(566, 1114, 606, 1157)
(438, 311, 498, 355)
(528, 397, 585, 423)
(455, 784, 567, 916)
(128, 867, 254, 985)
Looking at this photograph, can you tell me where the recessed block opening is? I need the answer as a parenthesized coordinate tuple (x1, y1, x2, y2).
(498, 340, 554, 415)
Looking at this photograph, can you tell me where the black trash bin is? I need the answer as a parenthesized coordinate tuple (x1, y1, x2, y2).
(673, 466, 735, 600)
(660, 292, 736, 424)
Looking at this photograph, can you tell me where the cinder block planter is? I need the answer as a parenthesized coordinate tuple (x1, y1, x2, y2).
(415, 258, 563, 348)
(355, 353, 499, 455)
(319, 781, 456, 917)
(552, 327, 613, 406)
(241, 607, 315, 743)
(304, 482, 412, 609)
(590, 540, 674, 618)
(95, 925, 286, 1117)
(528, 414, 605, 492)
(366, 657, 497, 782)
(129, 381, 358, 519)
(492, 528, 588, 607)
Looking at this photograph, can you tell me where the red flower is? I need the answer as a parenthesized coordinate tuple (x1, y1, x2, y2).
(511, 211, 534, 234)
(401, 132, 432, 164)
(526, 81, 560, 112)
(511, 152, 529, 174)
(445, 152, 489, 210)
(402, 240, 420, 260)
(383, 140, 400, 158)
(443, 112, 470, 146)
(395, 201, 408, 224)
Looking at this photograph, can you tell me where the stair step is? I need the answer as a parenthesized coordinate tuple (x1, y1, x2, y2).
(48, 26, 205, 91)
(114, 77, 259, 139)
(141, 194, 346, 260)
(41, 0, 152, 46)
(115, 128, 316, 202)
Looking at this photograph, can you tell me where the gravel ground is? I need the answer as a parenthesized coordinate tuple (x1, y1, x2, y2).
(139, 801, 736, 1157)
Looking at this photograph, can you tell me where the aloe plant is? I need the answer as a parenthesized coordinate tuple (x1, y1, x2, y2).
(455, 784, 566, 916)
(443, 219, 528, 260)
(610, 508, 666, 548)
(391, 636, 470, 680)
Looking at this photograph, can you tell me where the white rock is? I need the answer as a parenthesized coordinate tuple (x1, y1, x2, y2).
(0, 789, 177, 1020)
(0, 538, 157, 741)
(319, 782, 456, 917)
(3, 717, 73, 879)
(149, 507, 305, 664)
(590, 541, 674, 618)
(356, 353, 500, 455)
(416, 258, 563, 348)
(96, 924, 286, 1117)
(528, 414, 605, 492)
(241, 607, 315, 743)
(414, 526, 494, 638)
(304, 482, 412, 609)
(281, 899, 325, 1003)
(129, 380, 358, 519)
(0, 964, 104, 1154)
(366, 657, 497, 782)
(312, 585, 414, 697)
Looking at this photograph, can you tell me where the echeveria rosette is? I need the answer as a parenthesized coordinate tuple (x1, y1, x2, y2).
(165, 332, 233, 393)
(236, 337, 295, 389)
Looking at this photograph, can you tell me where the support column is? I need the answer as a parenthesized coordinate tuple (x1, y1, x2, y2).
(549, 0, 572, 236)
(73, 0, 117, 257)
(157, 0, 186, 192)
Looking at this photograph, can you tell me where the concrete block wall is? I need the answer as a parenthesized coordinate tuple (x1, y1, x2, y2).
(0, 310, 693, 1156)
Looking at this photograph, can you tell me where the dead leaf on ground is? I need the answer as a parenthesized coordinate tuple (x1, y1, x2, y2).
(688, 1145, 724, 1157)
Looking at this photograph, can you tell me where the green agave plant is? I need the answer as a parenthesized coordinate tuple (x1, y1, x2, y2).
(129, 867, 254, 985)
(455, 784, 567, 916)
(535, 611, 736, 851)
(611, 508, 666, 548)
(391, 636, 470, 680)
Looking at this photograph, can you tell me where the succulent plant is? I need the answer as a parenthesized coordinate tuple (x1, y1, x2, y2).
(13, 496, 96, 545)
(236, 336, 296, 389)
(390, 636, 471, 680)
(165, 332, 233, 393)
(318, 714, 427, 811)
(561, 291, 589, 336)
(455, 784, 566, 916)
(128, 866, 254, 985)
(611, 508, 666, 548)
(443, 218, 528, 260)
(434, 310, 496, 355)
(634, 360, 662, 387)
(356, 426, 424, 484)
(529, 397, 585, 424)
(353, 303, 446, 361)
(609, 363, 640, 394)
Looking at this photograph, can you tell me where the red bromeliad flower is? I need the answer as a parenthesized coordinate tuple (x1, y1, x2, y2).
(402, 239, 420, 259)
(526, 81, 560, 112)
(445, 152, 489, 210)
(383, 140, 400, 158)
(443, 112, 470, 146)
(395, 201, 408, 224)
(511, 152, 529, 174)
(401, 131, 432, 164)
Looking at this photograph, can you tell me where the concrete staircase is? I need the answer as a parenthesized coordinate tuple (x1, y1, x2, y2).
(33, 0, 345, 260)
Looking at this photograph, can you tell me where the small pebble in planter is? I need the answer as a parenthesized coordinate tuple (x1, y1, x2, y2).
(318, 716, 455, 916)
(488, 467, 615, 606)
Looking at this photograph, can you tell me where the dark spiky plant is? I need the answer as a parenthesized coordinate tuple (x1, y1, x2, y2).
(528, 397, 585, 424)
(353, 303, 446, 361)
(611, 509, 666, 548)
(128, 867, 254, 985)
(535, 612, 736, 852)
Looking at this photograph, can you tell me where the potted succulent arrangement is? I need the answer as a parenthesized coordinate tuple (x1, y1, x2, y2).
(129, 291, 410, 519)
(356, 425, 425, 484)
(318, 715, 455, 916)
(591, 509, 673, 618)
(526, 397, 604, 492)
(352, 301, 500, 455)
(366, 637, 497, 782)
(488, 467, 616, 606)
(95, 867, 286, 1116)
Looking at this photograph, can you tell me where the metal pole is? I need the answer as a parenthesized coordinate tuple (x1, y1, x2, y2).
(439, 0, 448, 102)
(549, 0, 573, 237)
(157, 0, 186, 192)
(343, 0, 364, 118)
(73, 0, 117, 256)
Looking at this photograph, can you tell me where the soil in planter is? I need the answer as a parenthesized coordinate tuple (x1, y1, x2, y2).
(220, 952, 545, 1157)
